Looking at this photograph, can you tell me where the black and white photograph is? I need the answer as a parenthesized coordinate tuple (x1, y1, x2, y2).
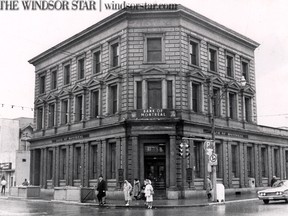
(0, 0, 288, 215)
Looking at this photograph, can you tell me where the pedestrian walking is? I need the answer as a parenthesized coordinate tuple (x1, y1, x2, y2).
(1, 177, 7, 195)
(123, 180, 133, 206)
(271, 176, 277, 187)
(206, 176, 213, 200)
(144, 179, 154, 209)
(133, 178, 141, 200)
(96, 175, 107, 206)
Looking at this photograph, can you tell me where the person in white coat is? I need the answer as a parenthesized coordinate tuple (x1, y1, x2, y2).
(144, 179, 154, 209)
(123, 180, 133, 206)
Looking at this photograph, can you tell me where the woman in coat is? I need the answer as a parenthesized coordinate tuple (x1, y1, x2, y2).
(123, 180, 133, 206)
(144, 179, 154, 209)
(133, 178, 141, 200)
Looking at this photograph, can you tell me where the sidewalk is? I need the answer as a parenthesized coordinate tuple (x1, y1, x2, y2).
(1, 190, 259, 208)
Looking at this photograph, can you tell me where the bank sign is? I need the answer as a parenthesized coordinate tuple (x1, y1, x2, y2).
(136, 109, 173, 119)
(0, 162, 12, 170)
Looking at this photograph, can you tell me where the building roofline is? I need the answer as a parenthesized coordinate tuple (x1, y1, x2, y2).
(28, 4, 260, 65)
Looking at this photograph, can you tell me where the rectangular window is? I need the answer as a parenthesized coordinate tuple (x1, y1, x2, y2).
(231, 145, 239, 178)
(213, 88, 221, 117)
(226, 55, 233, 77)
(148, 81, 162, 109)
(242, 61, 249, 81)
(189, 40, 198, 65)
(147, 38, 162, 62)
(91, 90, 99, 118)
(228, 92, 237, 119)
(64, 64, 70, 85)
(111, 42, 119, 67)
(109, 85, 118, 114)
(91, 145, 98, 179)
(75, 95, 83, 122)
(74, 147, 82, 179)
(274, 148, 280, 177)
(61, 99, 68, 125)
(167, 80, 173, 109)
(215, 143, 222, 178)
(37, 107, 43, 130)
(192, 83, 200, 112)
(247, 146, 253, 177)
(193, 141, 203, 178)
(244, 97, 252, 122)
(261, 147, 268, 177)
(60, 148, 67, 180)
(136, 81, 142, 109)
(47, 150, 53, 180)
(78, 58, 85, 80)
(107, 143, 116, 179)
(93, 50, 101, 74)
(48, 103, 55, 128)
(51, 70, 57, 90)
(209, 48, 217, 72)
(39, 75, 46, 94)
(285, 151, 288, 179)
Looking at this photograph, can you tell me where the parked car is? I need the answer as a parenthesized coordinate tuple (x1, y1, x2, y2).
(258, 180, 288, 204)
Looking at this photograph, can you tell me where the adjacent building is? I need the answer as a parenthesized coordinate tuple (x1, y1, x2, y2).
(0, 117, 33, 190)
(28, 5, 288, 199)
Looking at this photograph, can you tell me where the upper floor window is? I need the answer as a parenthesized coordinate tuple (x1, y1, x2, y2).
(148, 81, 162, 109)
(51, 69, 57, 90)
(61, 99, 69, 125)
(48, 103, 55, 128)
(189, 40, 199, 66)
(39, 74, 46, 94)
(244, 96, 252, 122)
(212, 88, 221, 117)
(63, 64, 71, 85)
(93, 50, 101, 74)
(108, 84, 118, 114)
(91, 90, 100, 118)
(36, 106, 43, 130)
(191, 83, 201, 112)
(208, 48, 217, 72)
(111, 42, 119, 67)
(147, 37, 162, 62)
(78, 58, 85, 80)
(228, 92, 237, 120)
(136, 81, 142, 109)
(241, 60, 249, 82)
(167, 80, 173, 109)
(226, 54, 234, 77)
(75, 94, 83, 122)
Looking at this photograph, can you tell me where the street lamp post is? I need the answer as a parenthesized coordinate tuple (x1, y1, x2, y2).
(209, 75, 247, 202)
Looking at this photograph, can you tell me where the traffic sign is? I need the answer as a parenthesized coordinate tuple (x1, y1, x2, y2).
(204, 140, 215, 151)
(209, 153, 217, 165)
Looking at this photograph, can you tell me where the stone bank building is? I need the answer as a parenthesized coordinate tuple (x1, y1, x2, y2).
(29, 5, 288, 199)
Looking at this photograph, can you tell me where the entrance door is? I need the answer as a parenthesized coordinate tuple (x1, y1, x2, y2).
(144, 143, 166, 190)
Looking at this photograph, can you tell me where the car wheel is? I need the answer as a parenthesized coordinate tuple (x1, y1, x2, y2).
(263, 200, 269, 204)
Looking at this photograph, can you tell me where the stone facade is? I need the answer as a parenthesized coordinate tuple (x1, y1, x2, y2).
(29, 5, 288, 199)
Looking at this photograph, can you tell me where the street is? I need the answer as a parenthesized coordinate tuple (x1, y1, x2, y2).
(0, 198, 288, 216)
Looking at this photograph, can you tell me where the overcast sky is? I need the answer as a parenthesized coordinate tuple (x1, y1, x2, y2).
(0, 0, 287, 128)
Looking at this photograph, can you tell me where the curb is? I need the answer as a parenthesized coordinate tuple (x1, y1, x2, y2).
(1, 196, 259, 209)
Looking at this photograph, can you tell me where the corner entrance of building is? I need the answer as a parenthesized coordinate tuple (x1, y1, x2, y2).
(144, 144, 166, 190)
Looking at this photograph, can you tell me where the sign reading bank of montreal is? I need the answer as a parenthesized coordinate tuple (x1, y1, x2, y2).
(136, 109, 174, 119)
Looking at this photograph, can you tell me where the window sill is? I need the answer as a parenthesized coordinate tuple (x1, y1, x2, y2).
(188, 64, 201, 70)
(108, 65, 121, 71)
(143, 62, 166, 65)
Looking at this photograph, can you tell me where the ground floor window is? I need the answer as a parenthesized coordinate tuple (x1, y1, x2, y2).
(261, 147, 268, 177)
(107, 142, 116, 179)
